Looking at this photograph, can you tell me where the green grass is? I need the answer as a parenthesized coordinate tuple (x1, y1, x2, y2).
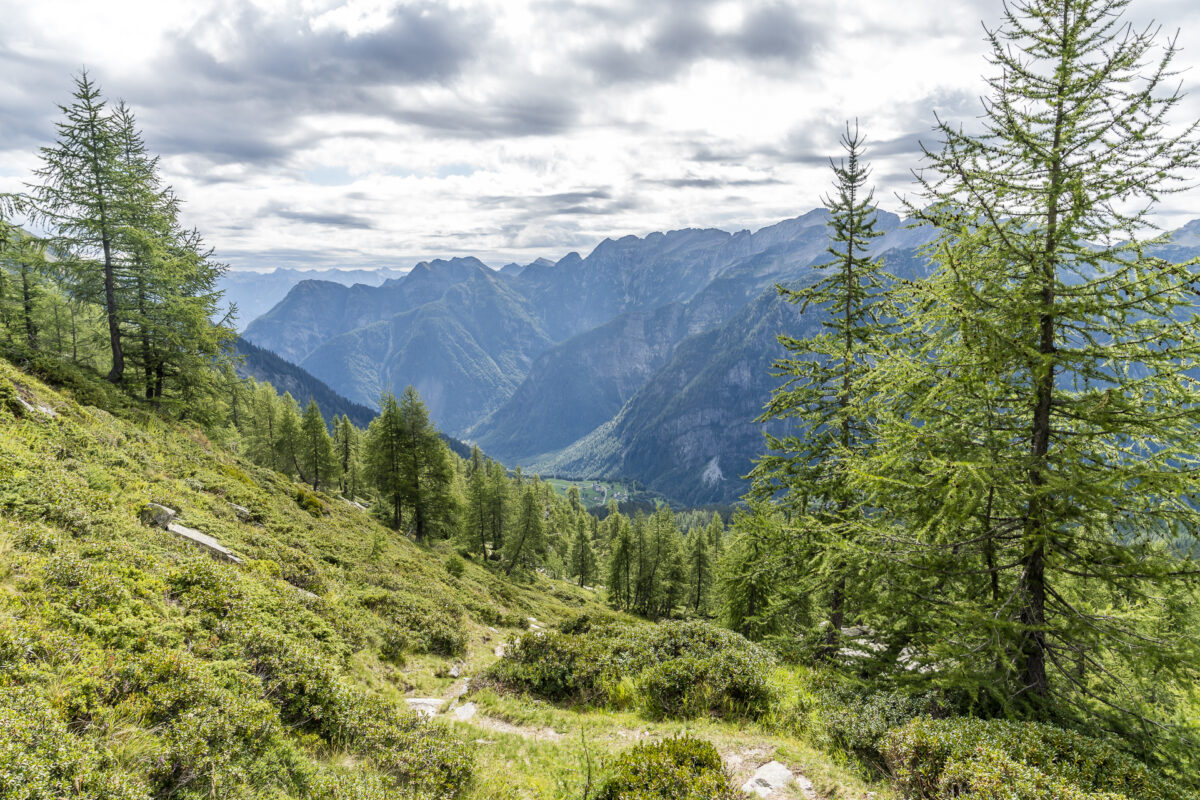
(0, 354, 615, 799)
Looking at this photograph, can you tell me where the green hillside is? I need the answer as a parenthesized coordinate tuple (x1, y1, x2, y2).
(0, 354, 605, 798)
(0, 352, 891, 800)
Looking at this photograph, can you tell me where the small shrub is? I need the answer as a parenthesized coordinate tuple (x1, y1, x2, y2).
(11, 520, 59, 553)
(486, 631, 610, 704)
(0, 685, 149, 799)
(809, 677, 932, 767)
(882, 717, 1185, 800)
(294, 486, 328, 516)
(488, 620, 775, 719)
(361, 590, 467, 657)
(444, 554, 465, 579)
(596, 736, 742, 800)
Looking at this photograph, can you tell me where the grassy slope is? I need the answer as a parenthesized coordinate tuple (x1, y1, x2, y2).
(0, 354, 884, 799)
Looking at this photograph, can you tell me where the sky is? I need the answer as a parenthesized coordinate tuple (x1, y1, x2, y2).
(2, 0, 1200, 272)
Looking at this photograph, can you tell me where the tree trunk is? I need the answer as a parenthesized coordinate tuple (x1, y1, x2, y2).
(19, 264, 36, 348)
(1018, 45, 1067, 701)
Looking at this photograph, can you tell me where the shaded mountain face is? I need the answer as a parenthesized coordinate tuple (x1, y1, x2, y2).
(296, 268, 552, 432)
(239, 212, 1200, 505)
(232, 336, 376, 427)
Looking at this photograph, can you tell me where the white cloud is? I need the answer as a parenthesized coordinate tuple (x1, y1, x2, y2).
(1, 0, 1198, 270)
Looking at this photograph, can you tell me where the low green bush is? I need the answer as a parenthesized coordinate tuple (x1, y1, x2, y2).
(638, 648, 773, 719)
(0, 685, 149, 800)
(488, 620, 775, 719)
(294, 485, 328, 516)
(882, 717, 1186, 800)
(807, 676, 932, 767)
(361, 589, 467, 657)
(596, 736, 743, 800)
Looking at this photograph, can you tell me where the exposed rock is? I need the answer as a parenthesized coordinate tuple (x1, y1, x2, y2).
(451, 702, 477, 721)
(288, 584, 319, 600)
(494, 643, 507, 658)
(740, 761, 798, 798)
(405, 697, 445, 719)
(229, 503, 252, 521)
(11, 393, 58, 418)
(449, 662, 463, 678)
(167, 522, 243, 564)
(139, 503, 177, 529)
(338, 495, 369, 511)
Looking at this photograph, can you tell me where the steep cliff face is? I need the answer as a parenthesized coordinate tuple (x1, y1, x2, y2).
(526, 285, 813, 504)
(243, 257, 491, 364)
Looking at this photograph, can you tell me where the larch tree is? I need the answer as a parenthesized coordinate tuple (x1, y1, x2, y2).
(861, 0, 1200, 735)
(275, 392, 306, 482)
(504, 485, 545, 576)
(299, 398, 339, 491)
(570, 515, 597, 588)
(688, 523, 712, 615)
(396, 385, 455, 542)
(365, 392, 408, 531)
(31, 71, 127, 382)
(749, 122, 889, 656)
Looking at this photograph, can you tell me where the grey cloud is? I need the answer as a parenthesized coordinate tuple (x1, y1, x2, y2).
(579, 1, 823, 85)
(169, 3, 484, 90)
(390, 91, 580, 139)
(267, 206, 375, 230)
(643, 175, 783, 189)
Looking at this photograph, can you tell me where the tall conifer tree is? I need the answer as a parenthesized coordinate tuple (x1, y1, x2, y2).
(860, 0, 1200, 734)
(750, 123, 888, 655)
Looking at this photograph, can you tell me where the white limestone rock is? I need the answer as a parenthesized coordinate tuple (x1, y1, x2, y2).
(139, 503, 177, 529)
(405, 697, 445, 719)
(740, 761, 796, 798)
(167, 522, 243, 564)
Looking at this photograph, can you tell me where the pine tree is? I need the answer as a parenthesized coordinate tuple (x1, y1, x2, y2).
(860, 0, 1200, 731)
(749, 122, 888, 655)
(299, 398, 338, 490)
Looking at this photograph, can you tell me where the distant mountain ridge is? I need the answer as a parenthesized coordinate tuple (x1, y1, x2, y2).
(219, 266, 410, 331)
(241, 212, 1200, 504)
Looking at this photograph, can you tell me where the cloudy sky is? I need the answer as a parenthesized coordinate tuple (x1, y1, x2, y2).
(3, 0, 1200, 272)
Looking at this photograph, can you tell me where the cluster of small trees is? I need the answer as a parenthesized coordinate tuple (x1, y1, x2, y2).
(732, 0, 1200, 764)
(604, 508, 724, 619)
(0, 73, 231, 410)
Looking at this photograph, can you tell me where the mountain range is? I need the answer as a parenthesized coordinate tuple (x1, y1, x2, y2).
(218, 267, 410, 331)
(240, 212, 1200, 505)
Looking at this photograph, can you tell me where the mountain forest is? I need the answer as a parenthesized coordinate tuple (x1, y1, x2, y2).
(1, 0, 1199, 799)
